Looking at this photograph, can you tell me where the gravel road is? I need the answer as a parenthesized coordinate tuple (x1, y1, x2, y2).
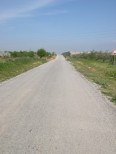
(0, 55, 116, 154)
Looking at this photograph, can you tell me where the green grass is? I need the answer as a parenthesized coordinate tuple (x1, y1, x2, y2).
(0, 57, 47, 82)
(68, 57, 116, 104)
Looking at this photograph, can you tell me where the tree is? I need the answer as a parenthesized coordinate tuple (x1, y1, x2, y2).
(37, 48, 47, 58)
(62, 51, 71, 57)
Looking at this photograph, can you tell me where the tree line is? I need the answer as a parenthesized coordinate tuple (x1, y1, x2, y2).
(0, 49, 56, 58)
(62, 51, 114, 64)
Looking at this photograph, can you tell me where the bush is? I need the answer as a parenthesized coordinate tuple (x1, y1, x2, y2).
(71, 51, 113, 64)
(37, 48, 47, 58)
(37, 48, 52, 58)
(10, 51, 35, 58)
(62, 52, 71, 57)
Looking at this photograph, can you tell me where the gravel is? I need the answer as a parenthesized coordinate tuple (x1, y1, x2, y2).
(0, 55, 116, 154)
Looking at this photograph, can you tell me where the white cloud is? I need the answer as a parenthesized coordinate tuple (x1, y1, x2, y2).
(0, 0, 55, 23)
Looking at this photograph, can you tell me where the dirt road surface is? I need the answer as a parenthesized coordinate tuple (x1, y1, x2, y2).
(0, 55, 116, 154)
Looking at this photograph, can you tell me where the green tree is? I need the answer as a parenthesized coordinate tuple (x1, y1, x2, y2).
(37, 48, 47, 58)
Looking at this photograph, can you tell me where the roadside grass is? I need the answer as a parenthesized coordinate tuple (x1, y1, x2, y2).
(68, 57, 116, 104)
(0, 57, 48, 82)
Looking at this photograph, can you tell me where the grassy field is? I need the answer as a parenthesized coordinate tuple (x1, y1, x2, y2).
(67, 56, 116, 104)
(0, 50, 56, 82)
(0, 57, 49, 82)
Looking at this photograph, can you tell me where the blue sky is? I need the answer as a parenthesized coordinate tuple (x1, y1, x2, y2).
(0, 0, 116, 53)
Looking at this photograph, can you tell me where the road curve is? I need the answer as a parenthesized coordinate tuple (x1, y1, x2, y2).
(0, 55, 116, 154)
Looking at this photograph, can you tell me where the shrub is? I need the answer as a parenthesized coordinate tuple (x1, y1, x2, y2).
(10, 51, 35, 58)
(37, 48, 47, 58)
(71, 51, 113, 64)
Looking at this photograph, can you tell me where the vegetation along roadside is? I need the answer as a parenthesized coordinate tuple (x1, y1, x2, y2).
(63, 51, 116, 104)
(0, 49, 56, 82)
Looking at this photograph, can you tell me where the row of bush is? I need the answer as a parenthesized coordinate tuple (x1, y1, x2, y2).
(10, 51, 35, 58)
(0, 49, 56, 58)
(63, 51, 115, 64)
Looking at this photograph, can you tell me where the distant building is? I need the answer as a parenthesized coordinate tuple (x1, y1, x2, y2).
(0, 51, 10, 58)
(70, 51, 81, 55)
